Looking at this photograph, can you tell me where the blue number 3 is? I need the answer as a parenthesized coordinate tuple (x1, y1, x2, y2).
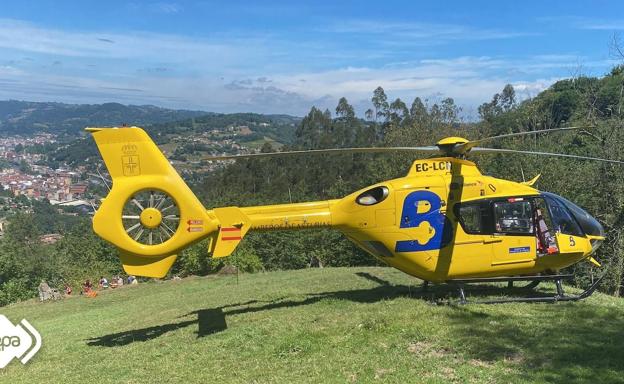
(395, 190, 452, 252)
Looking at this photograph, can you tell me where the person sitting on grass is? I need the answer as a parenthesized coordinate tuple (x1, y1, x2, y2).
(82, 280, 92, 294)
(99, 276, 109, 289)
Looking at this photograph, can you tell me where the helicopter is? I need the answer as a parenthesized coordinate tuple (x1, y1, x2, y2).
(86, 126, 623, 303)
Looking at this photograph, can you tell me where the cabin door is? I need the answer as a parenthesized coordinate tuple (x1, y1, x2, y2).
(489, 198, 537, 266)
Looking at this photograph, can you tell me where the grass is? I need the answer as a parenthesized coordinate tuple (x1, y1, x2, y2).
(1, 267, 623, 383)
(243, 136, 283, 150)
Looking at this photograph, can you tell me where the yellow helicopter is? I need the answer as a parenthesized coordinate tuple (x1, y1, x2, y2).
(86, 126, 622, 303)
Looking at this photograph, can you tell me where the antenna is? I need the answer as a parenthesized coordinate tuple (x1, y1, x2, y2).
(96, 165, 111, 192)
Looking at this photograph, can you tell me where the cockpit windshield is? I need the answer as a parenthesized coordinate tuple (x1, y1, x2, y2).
(541, 192, 604, 237)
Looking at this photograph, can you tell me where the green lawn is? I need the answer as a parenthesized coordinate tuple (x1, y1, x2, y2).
(1, 267, 623, 383)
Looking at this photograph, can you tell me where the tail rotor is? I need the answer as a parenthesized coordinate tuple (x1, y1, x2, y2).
(122, 190, 181, 246)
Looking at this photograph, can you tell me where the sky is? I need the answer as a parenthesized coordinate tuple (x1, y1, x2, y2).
(0, 1, 623, 118)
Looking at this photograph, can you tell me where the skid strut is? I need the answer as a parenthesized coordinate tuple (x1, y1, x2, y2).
(447, 274, 604, 304)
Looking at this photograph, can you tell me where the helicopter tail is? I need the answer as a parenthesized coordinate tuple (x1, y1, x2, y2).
(86, 127, 218, 278)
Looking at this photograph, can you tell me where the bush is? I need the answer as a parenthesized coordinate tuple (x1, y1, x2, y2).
(0, 278, 34, 306)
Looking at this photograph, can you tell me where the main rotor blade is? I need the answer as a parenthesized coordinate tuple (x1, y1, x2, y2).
(204, 146, 440, 161)
(457, 126, 584, 154)
(470, 147, 624, 164)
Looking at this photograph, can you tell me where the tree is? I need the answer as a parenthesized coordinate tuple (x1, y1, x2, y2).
(440, 97, 461, 125)
(295, 107, 332, 149)
(371, 86, 389, 121)
(260, 142, 274, 153)
(18, 160, 31, 174)
(334, 98, 357, 147)
(388, 98, 408, 126)
(478, 84, 516, 122)
(410, 97, 428, 124)
(336, 97, 355, 120)
(500, 84, 516, 112)
(429, 103, 442, 124)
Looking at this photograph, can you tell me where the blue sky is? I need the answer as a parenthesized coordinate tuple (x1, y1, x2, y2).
(0, 1, 623, 117)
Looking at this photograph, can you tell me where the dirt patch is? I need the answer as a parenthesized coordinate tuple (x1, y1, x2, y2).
(218, 265, 239, 275)
(469, 358, 494, 368)
(407, 341, 452, 358)
(374, 368, 394, 380)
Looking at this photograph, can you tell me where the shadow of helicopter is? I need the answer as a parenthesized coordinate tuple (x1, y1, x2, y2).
(85, 271, 553, 348)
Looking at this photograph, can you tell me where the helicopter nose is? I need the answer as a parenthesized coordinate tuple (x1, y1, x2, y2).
(588, 215, 605, 237)
(543, 192, 604, 237)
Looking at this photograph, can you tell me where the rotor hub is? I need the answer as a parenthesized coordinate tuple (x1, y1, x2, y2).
(435, 136, 469, 147)
(434, 136, 470, 157)
(140, 207, 162, 229)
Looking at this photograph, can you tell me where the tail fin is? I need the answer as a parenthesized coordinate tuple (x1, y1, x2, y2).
(87, 127, 218, 278)
(210, 207, 252, 258)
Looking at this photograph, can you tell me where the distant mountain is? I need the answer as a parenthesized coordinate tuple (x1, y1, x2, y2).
(0, 100, 209, 135)
(51, 111, 301, 166)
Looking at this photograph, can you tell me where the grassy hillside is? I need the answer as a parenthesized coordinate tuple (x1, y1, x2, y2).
(1, 267, 623, 383)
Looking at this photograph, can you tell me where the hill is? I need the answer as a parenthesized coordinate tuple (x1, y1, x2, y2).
(47, 111, 300, 166)
(1, 267, 623, 383)
(0, 100, 208, 135)
(149, 112, 300, 144)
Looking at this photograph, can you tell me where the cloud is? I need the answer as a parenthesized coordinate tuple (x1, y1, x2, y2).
(321, 19, 539, 42)
(577, 20, 624, 30)
(0, 18, 614, 116)
(126, 2, 182, 15)
(151, 2, 182, 14)
(538, 16, 624, 31)
(0, 18, 261, 68)
(0, 52, 600, 116)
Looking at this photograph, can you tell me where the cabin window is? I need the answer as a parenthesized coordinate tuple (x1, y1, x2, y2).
(458, 204, 482, 233)
(493, 199, 533, 234)
(356, 186, 389, 206)
(456, 201, 493, 234)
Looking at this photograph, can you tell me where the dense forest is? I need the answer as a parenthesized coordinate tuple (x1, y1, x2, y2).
(1, 65, 624, 306)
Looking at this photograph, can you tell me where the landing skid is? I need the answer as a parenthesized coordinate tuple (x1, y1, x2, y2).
(446, 274, 604, 304)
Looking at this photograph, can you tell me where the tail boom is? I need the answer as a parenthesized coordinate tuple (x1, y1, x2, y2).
(241, 200, 336, 230)
(208, 200, 336, 258)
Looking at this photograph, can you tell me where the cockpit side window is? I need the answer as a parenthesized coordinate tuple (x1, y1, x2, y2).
(543, 195, 584, 236)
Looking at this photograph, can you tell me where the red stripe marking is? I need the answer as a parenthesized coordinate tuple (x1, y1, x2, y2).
(221, 227, 241, 232)
(222, 236, 242, 241)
